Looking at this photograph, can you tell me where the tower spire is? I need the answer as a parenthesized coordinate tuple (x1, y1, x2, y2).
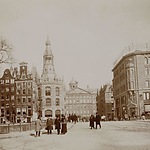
(45, 35, 52, 54)
(45, 34, 50, 46)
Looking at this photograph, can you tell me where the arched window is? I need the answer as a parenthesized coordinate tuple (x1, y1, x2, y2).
(45, 87, 51, 96)
(45, 110, 52, 117)
(55, 87, 60, 96)
(56, 98, 60, 106)
(46, 98, 51, 106)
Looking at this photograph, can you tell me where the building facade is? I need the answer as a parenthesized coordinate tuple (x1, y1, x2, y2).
(0, 69, 16, 123)
(15, 62, 34, 123)
(40, 38, 65, 119)
(0, 62, 37, 123)
(112, 50, 150, 119)
(96, 84, 114, 120)
(65, 79, 97, 120)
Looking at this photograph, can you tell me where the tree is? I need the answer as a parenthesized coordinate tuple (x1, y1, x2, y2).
(0, 38, 14, 64)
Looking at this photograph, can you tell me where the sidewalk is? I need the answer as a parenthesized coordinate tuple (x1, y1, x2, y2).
(0, 122, 74, 140)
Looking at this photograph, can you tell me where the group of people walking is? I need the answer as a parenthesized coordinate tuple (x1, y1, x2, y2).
(89, 112, 101, 129)
(35, 112, 101, 137)
(35, 114, 67, 137)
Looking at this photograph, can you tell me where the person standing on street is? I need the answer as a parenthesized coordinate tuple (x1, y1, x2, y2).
(35, 116, 42, 137)
(54, 116, 61, 135)
(89, 115, 95, 129)
(46, 116, 53, 134)
(95, 112, 101, 129)
(61, 114, 67, 134)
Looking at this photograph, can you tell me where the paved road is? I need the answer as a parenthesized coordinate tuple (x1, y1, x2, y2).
(0, 121, 150, 150)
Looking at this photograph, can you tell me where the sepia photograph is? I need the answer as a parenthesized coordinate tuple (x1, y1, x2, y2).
(0, 0, 150, 149)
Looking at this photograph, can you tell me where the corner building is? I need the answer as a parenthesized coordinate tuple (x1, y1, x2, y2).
(112, 50, 150, 119)
(40, 38, 65, 119)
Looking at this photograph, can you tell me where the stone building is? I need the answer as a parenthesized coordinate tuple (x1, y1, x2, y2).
(96, 84, 114, 120)
(65, 79, 97, 120)
(40, 38, 65, 119)
(112, 50, 150, 119)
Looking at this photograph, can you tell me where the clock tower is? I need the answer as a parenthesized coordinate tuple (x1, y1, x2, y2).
(40, 37, 66, 119)
(41, 37, 56, 82)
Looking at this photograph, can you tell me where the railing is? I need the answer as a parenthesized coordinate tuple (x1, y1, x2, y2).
(0, 122, 46, 134)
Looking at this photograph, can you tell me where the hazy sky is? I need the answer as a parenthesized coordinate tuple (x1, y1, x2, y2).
(0, 0, 150, 89)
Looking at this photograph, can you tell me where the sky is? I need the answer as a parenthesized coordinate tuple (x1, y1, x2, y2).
(0, 0, 150, 89)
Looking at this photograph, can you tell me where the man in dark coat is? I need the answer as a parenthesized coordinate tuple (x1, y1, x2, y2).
(54, 116, 61, 135)
(95, 112, 101, 129)
(46, 117, 53, 134)
(89, 115, 95, 129)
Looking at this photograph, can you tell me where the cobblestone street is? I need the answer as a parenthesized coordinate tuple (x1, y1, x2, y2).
(0, 121, 150, 150)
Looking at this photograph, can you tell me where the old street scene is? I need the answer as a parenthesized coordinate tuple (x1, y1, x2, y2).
(1, 121, 150, 150)
(1, 0, 150, 150)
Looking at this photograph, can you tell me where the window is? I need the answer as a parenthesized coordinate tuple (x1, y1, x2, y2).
(17, 97, 21, 103)
(28, 98, 31, 103)
(56, 98, 60, 106)
(11, 96, 14, 100)
(45, 110, 52, 117)
(23, 82, 26, 88)
(145, 81, 150, 88)
(145, 68, 149, 75)
(0, 80, 4, 84)
(17, 83, 21, 88)
(131, 81, 134, 89)
(28, 88, 31, 95)
(45, 87, 51, 96)
(55, 87, 60, 96)
(149, 58, 150, 64)
(5, 79, 9, 84)
(143, 93, 150, 100)
(145, 57, 148, 64)
(23, 98, 26, 103)
(17, 89, 21, 95)
(46, 98, 51, 106)
(27, 82, 31, 86)
(23, 89, 26, 94)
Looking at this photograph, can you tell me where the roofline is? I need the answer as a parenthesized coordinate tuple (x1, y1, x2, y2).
(112, 50, 150, 71)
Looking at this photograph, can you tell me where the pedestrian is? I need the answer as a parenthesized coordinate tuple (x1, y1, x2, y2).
(95, 112, 101, 129)
(89, 115, 95, 129)
(61, 114, 67, 134)
(35, 116, 42, 137)
(46, 116, 53, 134)
(54, 116, 61, 135)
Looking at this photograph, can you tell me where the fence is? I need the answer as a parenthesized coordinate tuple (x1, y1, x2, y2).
(0, 122, 46, 134)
